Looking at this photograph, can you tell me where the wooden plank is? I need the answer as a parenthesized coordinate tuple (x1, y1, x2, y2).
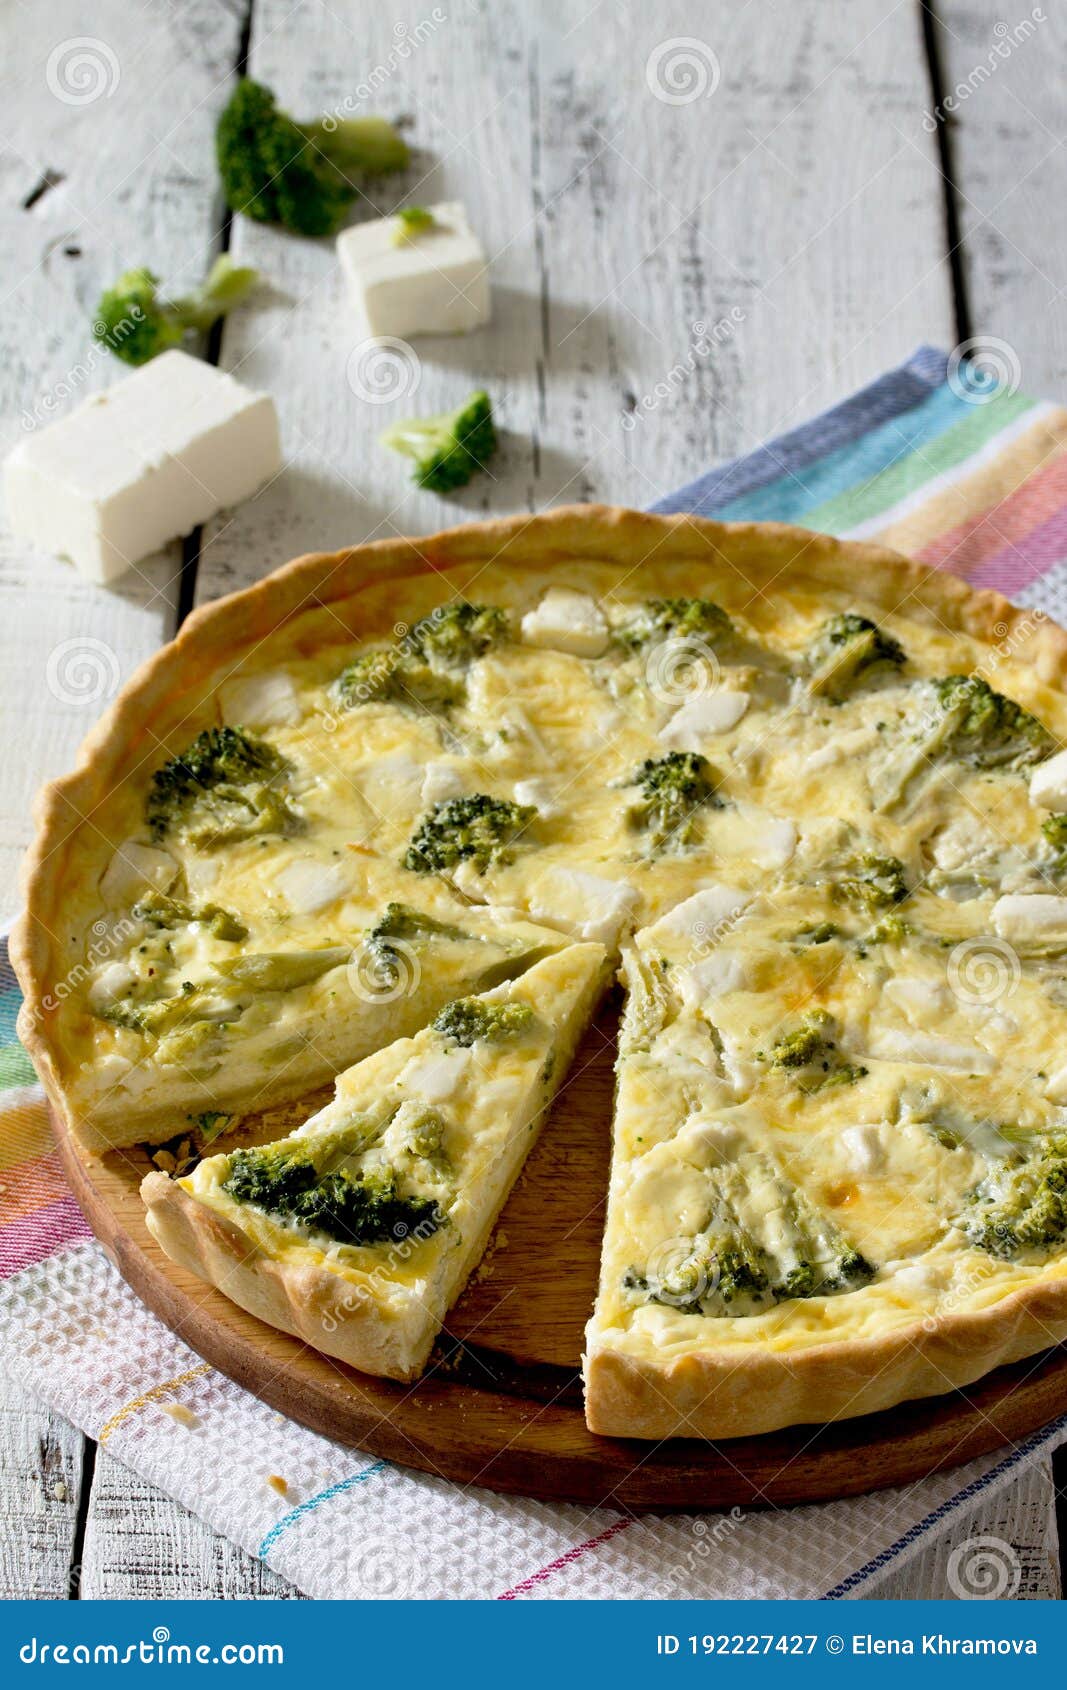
(0, 1378, 85, 1599)
(80, 1451, 300, 1600)
(937, 2, 1067, 394)
(195, 0, 954, 607)
(0, 0, 244, 910)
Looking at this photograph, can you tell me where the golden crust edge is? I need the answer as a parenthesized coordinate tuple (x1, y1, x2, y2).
(583, 1268, 1067, 1439)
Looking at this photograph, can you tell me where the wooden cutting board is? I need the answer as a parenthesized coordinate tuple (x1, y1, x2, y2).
(54, 996, 1067, 1509)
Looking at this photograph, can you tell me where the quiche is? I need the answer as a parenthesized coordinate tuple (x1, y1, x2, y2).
(142, 943, 609, 1380)
(16, 506, 1067, 1438)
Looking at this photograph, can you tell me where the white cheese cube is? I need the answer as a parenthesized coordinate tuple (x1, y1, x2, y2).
(1029, 748, 1067, 811)
(337, 201, 490, 339)
(520, 588, 609, 658)
(98, 840, 180, 906)
(675, 953, 747, 1009)
(274, 858, 352, 915)
(219, 669, 302, 729)
(993, 893, 1067, 942)
(658, 691, 749, 748)
(399, 1047, 470, 1103)
(839, 1124, 888, 1176)
(4, 351, 280, 584)
(513, 777, 560, 816)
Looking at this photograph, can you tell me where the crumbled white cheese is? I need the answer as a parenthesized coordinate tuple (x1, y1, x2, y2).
(337, 201, 490, 338)
(1029, 748, 1067, 811)
(88, 961, 138, 1013)
(750, 812, 797, 869)
(4, 351, 281, 583)
(421, 761, 466, 806)
(274, 858, 351, 915)
(839, 1124, 888, 1177)
(526, 866, 639, 946)
(893, 1261, 940, 1296)
(513, 777, 560, 816)
(867, 1026, 995, 1074)
(99, 840, 180, 906)
(644, 885, 750, 948)
(1044, 1064, 1067, 1105)
(675, 954, 747, 1009)
(992, 892, 1067, 941)
(658, 692, 749, 751)
(884, 977, 949, 1019)
(219, 669, 302, 728)
(520, 588, 610, 658)
(400, 1047, 470, 1103)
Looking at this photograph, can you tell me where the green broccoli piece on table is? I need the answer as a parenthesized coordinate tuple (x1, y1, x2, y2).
(216, 79, 408, 236)
(404, 793, 536, 875)
(93, 257, 259, 366)
(616, 597, 734, 651)
(625, 751, 720, 851)
(806, 612, 905, 698)
(381, 391, 497, 493)
(432, 996, 535, 1047)
(145, 726, 301, 850)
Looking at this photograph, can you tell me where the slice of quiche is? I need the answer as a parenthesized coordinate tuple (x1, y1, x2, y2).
(142, 942, 609, 1380)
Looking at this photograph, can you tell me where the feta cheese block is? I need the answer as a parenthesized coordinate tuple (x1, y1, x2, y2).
(520, 588, 610, 657)
(4, 351, 281, 584)
(142, 942, 609, 1381)
(337, 201, 490, 339)
(1029, 748, 1067, 812)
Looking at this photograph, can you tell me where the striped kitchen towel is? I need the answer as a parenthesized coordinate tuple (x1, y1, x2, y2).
(3, 344, 1067, 1602)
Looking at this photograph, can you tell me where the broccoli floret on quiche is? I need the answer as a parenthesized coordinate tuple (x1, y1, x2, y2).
(145, 726, 300, 849)
(624, 751, 720, 851)
(806, 612, 906, 698)
(432, 996, 535, 1047)
(223, 1144, 442, 1247)
(760, 1010, 867, 1093)
(615, 597, 733, 650)
(404, 794, 536, 875)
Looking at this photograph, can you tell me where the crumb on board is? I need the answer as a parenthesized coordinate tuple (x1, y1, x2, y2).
(470, 1227, 508, 1284)
(161, 1403, 199, 1429)
(267, 1473, 289, 1498)
(51, 1480, 68, 1502)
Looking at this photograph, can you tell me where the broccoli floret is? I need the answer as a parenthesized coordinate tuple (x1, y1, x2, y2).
(761, 1010, 867, 1092)
(616, 597, 734, 650)
(381, 391, 497, 492)
(223, 1144, 441, 1247)
(332, 648, 463, 713)
(393, 206, 438, 243)
(369, 903, 472, 946)
(864, 912, 912, 946)
(407, 602, 509, 668)
(404, 793, 535, 875)
(145, 727, 301, 849)
(1043, 815, 1067, 851)
(624, 751, 719, 851)
(93, 256, 259, 366)
(432, 996, 536, 1047)
(131, 892, 248, 942)
(794, 921, 841, 946)
(873, 675, 1054, 811)
(962, 1136, 1067, 1258)
(830, 852, 910, 913)
(216, 79, 408, 236)
(625, 1155, 874, 1315)
(807, 612, 906, 698)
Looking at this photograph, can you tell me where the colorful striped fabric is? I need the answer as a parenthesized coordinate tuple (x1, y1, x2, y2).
(3, 343, 1067, 1599)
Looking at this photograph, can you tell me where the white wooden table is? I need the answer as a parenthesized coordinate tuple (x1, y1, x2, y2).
(1, 0, 1064, 1599)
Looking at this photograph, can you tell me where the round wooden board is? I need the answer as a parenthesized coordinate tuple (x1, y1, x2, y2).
(55, 999, 1067, 1510)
